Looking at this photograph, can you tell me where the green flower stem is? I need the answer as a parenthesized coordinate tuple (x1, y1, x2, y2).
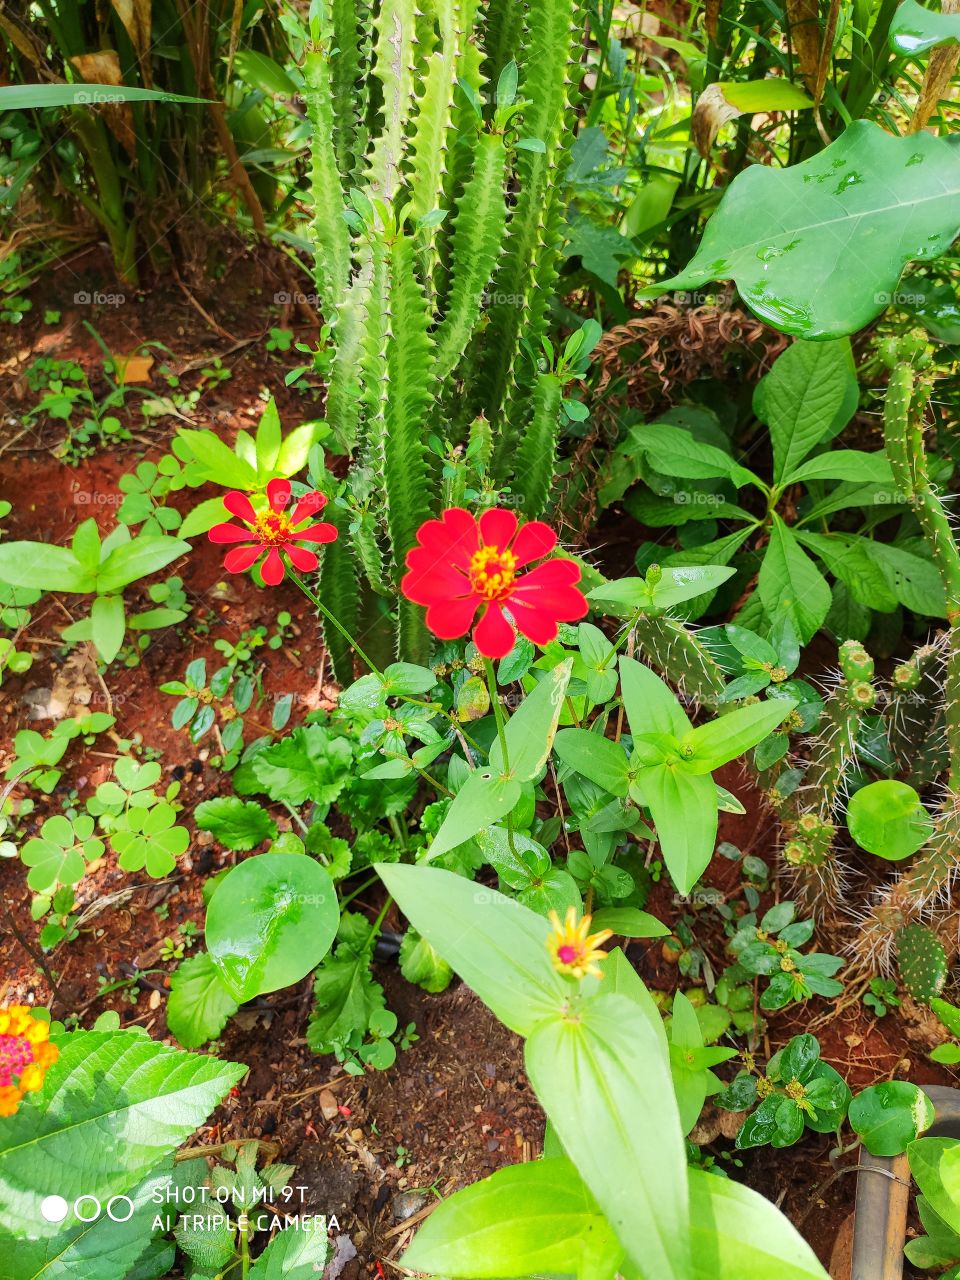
(484, 657, 510, 770)
(484, 656, 518, 854)
(288, 568, 382, 676)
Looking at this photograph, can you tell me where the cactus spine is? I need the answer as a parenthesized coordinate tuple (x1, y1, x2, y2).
(783, 641, 876, 917)
(851, 339, 960, 973)
(630, 613, 727, 709)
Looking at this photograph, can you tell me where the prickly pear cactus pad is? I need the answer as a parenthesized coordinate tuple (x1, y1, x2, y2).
(897, 924, 948, 1002)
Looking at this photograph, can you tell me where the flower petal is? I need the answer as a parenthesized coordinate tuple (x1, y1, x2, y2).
(209, 521, 256, 544)
(223, 491, 257, 524)
(267, 477, 292, 514)
(287, 544, 319, 572)
(514, 558, 583, 589)
(510, 582, 588, 619)
(424, 593, 479, 640)
(508, 604, 559, 647)
(261, 546, 285, 585)
(511, 520, 558, 567)
(223, 544, 263, 573)
(473, 604, 516, 658)
(401, 563, 471, 605)
(478, 507, 518, 551)
(295, 522, 339, 545)
(291, 491, 327, 524)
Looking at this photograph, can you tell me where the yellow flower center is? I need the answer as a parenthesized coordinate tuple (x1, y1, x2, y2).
(253, 511, 294, 545)
(469, 544, 518, 601)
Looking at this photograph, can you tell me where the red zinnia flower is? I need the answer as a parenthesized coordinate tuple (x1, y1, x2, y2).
(208, 477, 337, 585)
(401, 507, 588, 659)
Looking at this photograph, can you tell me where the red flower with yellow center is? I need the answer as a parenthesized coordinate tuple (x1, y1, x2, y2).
(400, 508, 588, 659)
(547, 908, 613, 981)
(0, 1004, 59, 1116)
(208, 477, 337, 586)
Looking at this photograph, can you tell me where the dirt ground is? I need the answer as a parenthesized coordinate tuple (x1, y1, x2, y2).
(0, 245, 954, 1277)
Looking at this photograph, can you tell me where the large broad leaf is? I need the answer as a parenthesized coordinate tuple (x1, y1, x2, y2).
(681, 696, 796, 772)
(652, 121, 960, 338)
(205, 854, 339, 1001)
(598, 947, 670, 1058)
(910, 1139, 960, 1237)
(400, 1158, 624, 1280)
(759, 517, 832, 643)
(426, 768, 522, 859)
(247, 1219, 330, 1279)
(376, 863, 567, 1036)
(0, 543, 91, 593)
(525, 995, 690, 1280)
(489, 659, 572, 781)
(619, 423, 758, 487)
(686, 1168, 830, 1279)
(636, 765, 718, 894)
(89, 594, 126, 664)
(849, 1081, 935, 1156)
(554, 728, 632, 797)
(754, 340, 856, 484)
(620, 656, 693, 738)
(96, 536, 190, 593)
(890, 0, 960, 55)
(0, 1030, 244, 1237)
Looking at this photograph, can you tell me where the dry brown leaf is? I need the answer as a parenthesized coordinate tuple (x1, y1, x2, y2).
(110, 0, 153, 86)
(691, 82, 741, 157)
(114, 352, 155, 384)
(70, 52, 137, 156)
(704, 0, 721, 41)
(786, 0, 820, 93)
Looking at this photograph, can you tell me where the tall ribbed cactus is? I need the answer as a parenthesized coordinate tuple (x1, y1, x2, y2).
(302, 0, 585, 677)
(851, 336, 960, 973)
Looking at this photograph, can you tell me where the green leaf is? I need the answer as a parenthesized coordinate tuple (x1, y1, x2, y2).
(863, 541, 946, 616)
(194, 797, 278, 851)
(247, 1219, 330, 1279)
(179, 497, 230, 538)
(307, 937, 383, 1054)
(0, 542, 90, 593)
(377, 863, 567, 1037)
(0, 1030, 244, 1237)
(251, 725, 353, 808)
(206, 854, 339, 1001)
(653, 121, 960, 339)
(621, 422, 758, 487)
(554, 728, 631, 797)
(0, 84, 209, 109)
(847, 779, 933, 860)
(399, 929, 454, 993)
(681, 697, 796, 773)
(400, 1158, 624, 1280)
(525, 995, 690, 1279)
(591, 907, 669, 938)
(755, 340, 856, 483)
(89, 594, 126, 664)
(96, 537, 189, 594)
(166, 951, 240, 1049)
(686, 1167, 830, 1278)
(784, 450, 893, 486)
(910, 1139, 960, 1238)
(426, 768, 522, 859)
(489, 659, 573, 781)
(759, 517, 831, 643)
(849, 1081, 935, 1156)
(669, 991, 735, 1134)
(620, 656, 693, 738)
(176, 428, 260, 489)
(890, 0, 960, 55)
(638, 765, 717, 894)
(232, 51, 300, 98)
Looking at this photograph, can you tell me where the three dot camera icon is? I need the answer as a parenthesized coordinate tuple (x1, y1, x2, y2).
(40, 1193, 135, 1224)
